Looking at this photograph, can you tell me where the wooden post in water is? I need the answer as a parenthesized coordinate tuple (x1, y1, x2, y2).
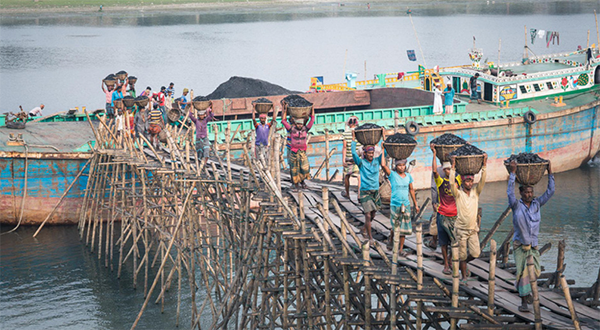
(322, 187, 329, 231)
(555, 239, 565, 287)
(559, 274, 581, 330)
(488, 239, 497, 316)
(362, 240, 372, 330)
(527, 255, 542, 330)
(450, 242, 460, 330)
(416, 223, 423, 329)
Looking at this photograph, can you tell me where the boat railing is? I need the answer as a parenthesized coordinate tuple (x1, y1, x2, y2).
(442, 65, 591, 85)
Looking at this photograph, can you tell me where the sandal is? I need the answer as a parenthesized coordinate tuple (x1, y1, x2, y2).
(460, 278, 469, 286)
(518, 305, 530, 313)
(341, 191, 349, 198)
(442, 268, 452, 275)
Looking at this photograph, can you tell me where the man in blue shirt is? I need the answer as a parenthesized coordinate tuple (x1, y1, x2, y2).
(443, 82, 455, 114)
(507, 160, 554, 312)
(351, 128, 384, 242)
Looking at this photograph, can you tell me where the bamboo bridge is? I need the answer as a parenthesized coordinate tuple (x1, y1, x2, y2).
(67, 112, 600, 330)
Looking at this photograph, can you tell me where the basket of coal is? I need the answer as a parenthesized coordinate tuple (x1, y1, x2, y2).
(168, 109, 182, 123)
(103, 74, 117, 87)
(122, 95, 136, 108)
(113, 98, 123, 109)
(450, 144, 485, 175)
(383, 133, 417, 160)
(430, 133, 466, 162)
(504, 153, 549, 185)
(192, 96, 211, 111)
(354, 123, 382, 146)
(127, 76, 137, 85)
(283, 94, 312, 119)
(253, 97, 273, 114)
(116, 70, 128, 81)
(134, 96, 149, 108)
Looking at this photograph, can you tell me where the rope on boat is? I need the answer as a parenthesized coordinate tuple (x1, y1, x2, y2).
(408, 12, 427, 68)
(1, 143, 29, 236)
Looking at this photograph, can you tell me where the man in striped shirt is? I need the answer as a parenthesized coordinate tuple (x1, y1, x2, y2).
(148, 104, 164, 149)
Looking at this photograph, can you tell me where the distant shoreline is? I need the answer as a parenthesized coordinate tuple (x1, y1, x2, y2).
(1, 0, 389, 15)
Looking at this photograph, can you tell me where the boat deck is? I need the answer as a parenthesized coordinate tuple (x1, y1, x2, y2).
(0, 121, 95, 155)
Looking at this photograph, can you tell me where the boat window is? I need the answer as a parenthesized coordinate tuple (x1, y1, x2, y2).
(519, 85, 527, 94)
(546, 82, 554, 90)
(533, 84, 541, 92)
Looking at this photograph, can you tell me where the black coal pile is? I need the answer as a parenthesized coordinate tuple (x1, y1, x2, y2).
(431, 133, 466, 145)
(385, 133, 416, 144)
(116, 70, 127, 76)
(193, 95, 209, 102)
(254, 97, 273, 104)
(104, 74, 116, 81)
(283, 94, 312, 107)
(450, 144, 484, 156)
(123, 95, 134, 101)
(505, 152, 547, 164)
(355, 123, 381, 131)
(206, 76, 298, 99)
(134, 96, 147, 102)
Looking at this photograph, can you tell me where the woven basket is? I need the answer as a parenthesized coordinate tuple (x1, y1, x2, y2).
(103, 79, 116, 87)
(135, 98, 149, 108)
(158, 130, 167, 143)
(116, 72, 127, 81)
(434, 144, 464, 162)
(380, 179, 391, 205)
(254, 103, 273, 114)
(383, 142, 417, 160)
(454, 154, 485, 175)
(122, 98, 136, 108)
(355, 128, 382, 146)
(504, 162, 549, 185)
(113, 99, 123, 109)
(287, 106, 312, 119)
(193, 100, 210, 111)
(168, 109, 182, 123)
(127, 77, 137, 85)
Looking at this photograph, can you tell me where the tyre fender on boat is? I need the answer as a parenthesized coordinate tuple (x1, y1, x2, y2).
(523, 110, 537, 124)
(404, 121, 420, 135)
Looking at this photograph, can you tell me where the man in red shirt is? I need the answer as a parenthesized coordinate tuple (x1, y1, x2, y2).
(431, 144, 461, 275)
(153, 86, 167, 124)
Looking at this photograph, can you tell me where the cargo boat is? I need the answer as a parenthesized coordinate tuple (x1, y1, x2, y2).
(1, 48, 599, 225)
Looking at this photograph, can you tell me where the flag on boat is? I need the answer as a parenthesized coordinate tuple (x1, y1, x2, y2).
(407, 50, 416, 61)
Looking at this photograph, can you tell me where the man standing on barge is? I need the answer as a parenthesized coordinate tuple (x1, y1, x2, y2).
(507, 160, 555, 312)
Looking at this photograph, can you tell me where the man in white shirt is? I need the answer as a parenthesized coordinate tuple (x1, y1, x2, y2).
(29, 104, 44, 117)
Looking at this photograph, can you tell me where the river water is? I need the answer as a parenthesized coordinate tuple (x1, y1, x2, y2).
(1, 3, 600, 329)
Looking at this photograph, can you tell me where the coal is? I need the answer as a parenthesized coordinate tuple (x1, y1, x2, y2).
(254, 97, 272, 104)
(450, 144, 484, 156)
(505, 152, 547, 164)
(206, 76, 298, 99)
(116, 70, 127, 75)
(282, 94, 313, 107)
(431, 133, 467, 145)
(134, 96, 147, 102)
(193, 95, 209, 102)
(104, 74, 116, 80)
(355, 123, 381, 131)
(385, 133, 416, 144)
(123, 95, 134, 100)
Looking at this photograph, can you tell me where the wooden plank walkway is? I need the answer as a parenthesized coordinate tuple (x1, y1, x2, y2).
(290, 181, 599, 330)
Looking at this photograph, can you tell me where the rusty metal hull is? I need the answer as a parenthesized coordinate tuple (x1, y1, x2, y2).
(0, 156, 89, 225)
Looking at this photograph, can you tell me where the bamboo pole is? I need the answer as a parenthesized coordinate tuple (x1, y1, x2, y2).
(527, 254, 542, 330)
(450, 242, 459, 330)
(362, 240, 372, 330)
(480, 206, 511, 249)
(416, 223, 423, 329)
(559, 274, 581, 330)
(324, 130, 330, 181)
(488, 239, 497, 316)
(555, 239, 565, 287)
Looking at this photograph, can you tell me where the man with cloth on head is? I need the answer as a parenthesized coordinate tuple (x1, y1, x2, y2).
(351, 127, 385, 242)
(282, 105, 315, 190)
(252, 109, 278, 163)
(449, 153, 487, 283)
(507, 160, 554, 312)
(382, 157, 419, 255)
(431, 144, 461, 275)
(189, 105, 215, 160)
